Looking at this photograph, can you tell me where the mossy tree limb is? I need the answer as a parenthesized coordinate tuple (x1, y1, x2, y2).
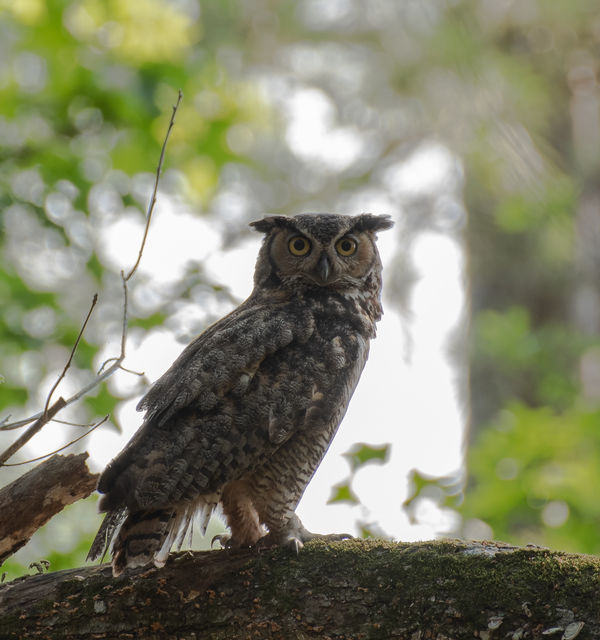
(0, 539, 598, 639)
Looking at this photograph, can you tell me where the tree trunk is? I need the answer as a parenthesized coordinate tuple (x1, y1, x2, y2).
(0, 539, 597, 639)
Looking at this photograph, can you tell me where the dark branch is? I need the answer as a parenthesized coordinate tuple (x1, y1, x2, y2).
(0, 453, 98, 566)
(0, 540, 597, 639)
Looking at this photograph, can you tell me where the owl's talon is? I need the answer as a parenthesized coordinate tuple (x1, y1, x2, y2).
(297, 531, 355, 546)
(211, 534, 231, 549)
(315, 532, 354, 542)
(289, 537, 303, 555)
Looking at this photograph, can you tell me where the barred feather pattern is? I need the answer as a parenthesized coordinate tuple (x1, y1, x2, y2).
(87, 495, 219, 576)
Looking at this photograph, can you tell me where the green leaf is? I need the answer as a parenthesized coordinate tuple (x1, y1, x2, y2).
(0, 383, 28, 413)
(343, 443, 389, 472)
(84, 383, 121, 430)
(130, 312, 167, 331)
(86, 254, 104, 282)
(328, 482, 359, 505)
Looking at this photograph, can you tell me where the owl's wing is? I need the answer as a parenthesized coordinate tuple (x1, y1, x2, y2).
(97, 300, 318, 508)
(137, 300, 315, 426)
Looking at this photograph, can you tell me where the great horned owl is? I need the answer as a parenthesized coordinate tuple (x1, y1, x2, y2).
(88, 213, 393, 575)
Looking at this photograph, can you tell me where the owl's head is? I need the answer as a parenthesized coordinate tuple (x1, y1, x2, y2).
(249, 213, 393, 297)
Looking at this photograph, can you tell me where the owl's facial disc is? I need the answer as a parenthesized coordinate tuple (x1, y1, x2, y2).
(268, 223, 377, 290)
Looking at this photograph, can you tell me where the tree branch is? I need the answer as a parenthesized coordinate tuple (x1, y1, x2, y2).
(0, 453, 98, 566)
(0, 398, 67, 466)
(0, 540, 597, 639)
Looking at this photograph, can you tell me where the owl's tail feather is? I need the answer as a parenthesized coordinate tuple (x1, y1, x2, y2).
(87, 507, 127, 564)
(110, 508, 176, 576)
(88, 496, 219, 577)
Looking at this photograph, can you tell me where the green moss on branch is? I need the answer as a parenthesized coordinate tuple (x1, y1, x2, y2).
(1, 539, 598, 639)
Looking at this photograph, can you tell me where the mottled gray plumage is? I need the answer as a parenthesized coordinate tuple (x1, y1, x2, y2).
(88, 213, 393, 576)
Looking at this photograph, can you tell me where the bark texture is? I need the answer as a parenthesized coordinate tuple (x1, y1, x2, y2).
(0, 453, 98, 565)
(0, 539, 598, 639)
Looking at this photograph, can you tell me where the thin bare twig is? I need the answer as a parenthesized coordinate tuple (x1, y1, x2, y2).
(124, 88, 183, 282)
(96, 273, 130, 375)
(0, 293, 98, 436)
(0, 90, 184, 460)
(0, 364, 117, 432)
(0, 292, 98, 462)
(51, 418, 101, 428)
(44, 294, 98, 417)
(1, 415, 109, 467)
(0, 398, 66, 466)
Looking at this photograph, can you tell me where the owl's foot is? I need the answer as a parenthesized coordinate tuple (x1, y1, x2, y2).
(259, 514, 353, 554)
(211, 533, 243, 549)
(212, 533, 227, 548)
(211, 531, 265, 550)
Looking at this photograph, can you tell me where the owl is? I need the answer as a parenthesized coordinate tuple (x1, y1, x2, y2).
(88, 213, 393, 576)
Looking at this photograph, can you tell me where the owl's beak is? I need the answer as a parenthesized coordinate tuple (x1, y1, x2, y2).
(317, 252, 331, 283)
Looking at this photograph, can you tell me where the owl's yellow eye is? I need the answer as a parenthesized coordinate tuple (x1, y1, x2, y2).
(335, 236, 357, 256)
(288, 236, 311, 256)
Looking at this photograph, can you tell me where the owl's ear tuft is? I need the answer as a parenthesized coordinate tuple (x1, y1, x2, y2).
(249, 216, 292, 233)
(352, 214, 394, 233)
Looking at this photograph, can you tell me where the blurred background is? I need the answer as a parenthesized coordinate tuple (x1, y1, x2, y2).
(2, 0, 600, 578)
